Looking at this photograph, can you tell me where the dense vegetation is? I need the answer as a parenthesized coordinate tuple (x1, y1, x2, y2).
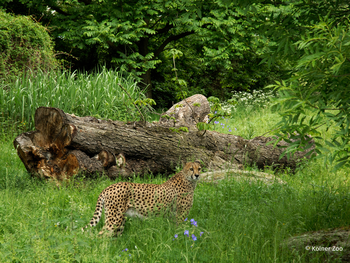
(1, 93, 350, 262)
(0, 10, 57, 82)
(0, 0, 284, 104)
(1, 1, 350, 261)
(2, 1, 350, 166)
(0, 68, 154, 132)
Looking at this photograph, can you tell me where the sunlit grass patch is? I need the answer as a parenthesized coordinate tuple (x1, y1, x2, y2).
(209, 90, 280, 139)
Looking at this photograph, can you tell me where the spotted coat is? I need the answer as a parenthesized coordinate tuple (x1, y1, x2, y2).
(82, 161, 201, 236)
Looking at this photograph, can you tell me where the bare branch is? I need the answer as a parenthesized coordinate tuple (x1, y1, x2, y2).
(118, 83, 146, 123)
(154, 31, 195, 58)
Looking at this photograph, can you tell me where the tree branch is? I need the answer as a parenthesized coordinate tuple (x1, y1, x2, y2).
(155, 23, 174, 35)
(154, 31, 195, 58)
(332, 73, 350, 78)
(49, 5, 70, 16)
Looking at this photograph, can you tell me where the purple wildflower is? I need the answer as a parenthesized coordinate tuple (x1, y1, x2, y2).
(200, 232, 204, 237)
(174, 234, 178, 238)
(184, 230, 189, 237)
(192, 234, 197, 241)
(214, 111, 217, 114)
(229, 129, 232, 132)
(214, 121, 219, 124)
(184, 218, 188, 221)
(124, 248, 128, 251)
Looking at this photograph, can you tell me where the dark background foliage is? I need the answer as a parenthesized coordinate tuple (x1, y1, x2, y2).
(1, 0, 350, 166)
(1, 0, 284, 106)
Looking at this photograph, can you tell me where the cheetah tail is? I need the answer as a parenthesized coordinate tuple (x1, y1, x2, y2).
(82, 194, 105, 232)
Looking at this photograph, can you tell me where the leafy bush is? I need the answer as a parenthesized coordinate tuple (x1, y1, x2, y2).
(0, 10, 57, 81)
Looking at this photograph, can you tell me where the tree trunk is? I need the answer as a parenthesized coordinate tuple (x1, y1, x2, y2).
(141, 69, 152, 98)
(13, 96, 315, 181)
(137, 37, 152, 98)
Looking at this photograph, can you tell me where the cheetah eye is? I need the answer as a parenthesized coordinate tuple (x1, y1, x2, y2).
(190, 167, 193, 171)
(198, 168, 201, 171)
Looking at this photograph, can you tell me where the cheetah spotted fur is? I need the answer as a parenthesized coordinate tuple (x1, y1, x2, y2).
(82, 161, 201, 236)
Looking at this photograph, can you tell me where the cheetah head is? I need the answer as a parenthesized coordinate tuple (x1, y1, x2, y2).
(183, 161, 201, 182)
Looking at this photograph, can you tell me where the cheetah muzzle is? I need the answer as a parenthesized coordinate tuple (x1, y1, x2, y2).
(82, 161, 201, 236)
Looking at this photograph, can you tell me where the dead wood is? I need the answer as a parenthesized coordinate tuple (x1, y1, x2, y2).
(13, 95, 315, 181)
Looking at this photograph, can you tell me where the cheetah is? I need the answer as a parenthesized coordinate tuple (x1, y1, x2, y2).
(82, 161, 201, 236)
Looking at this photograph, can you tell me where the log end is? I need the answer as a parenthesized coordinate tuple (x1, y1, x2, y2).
(14, 132, 80, 179)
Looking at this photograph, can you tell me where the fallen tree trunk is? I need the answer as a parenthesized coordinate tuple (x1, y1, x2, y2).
(14, 99, 314, 180)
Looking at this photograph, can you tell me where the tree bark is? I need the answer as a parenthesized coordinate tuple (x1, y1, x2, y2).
(13, 96, 315, 181)
(137, 37, 153, 98)
(141, 69, 152, 99)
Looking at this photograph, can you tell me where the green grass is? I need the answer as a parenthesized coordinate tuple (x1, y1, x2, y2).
(2, 138, 350, 262)
(0, 67, 152, 133)
(1, 77, 350, 262)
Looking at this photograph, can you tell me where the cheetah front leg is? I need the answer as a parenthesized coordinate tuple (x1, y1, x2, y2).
(175, 203, 190, 225)
(175, 195, 192, 224)
(176, 210, 190, 225)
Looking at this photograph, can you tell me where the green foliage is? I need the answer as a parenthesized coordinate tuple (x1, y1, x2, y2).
(134, 98, 156, 107)
(207, 96, 233, 122)
(0, 68, 151, 133)
(178, 127, 189, 133)
(196, 122, 210, 131)
(0, 10, 57, 81)
(1, 1, 284, 106)
(260, 1, 350, 169)
(152, 1, 285, 106)
(169, 127, 188, 133)
(174, 104, 183, 109)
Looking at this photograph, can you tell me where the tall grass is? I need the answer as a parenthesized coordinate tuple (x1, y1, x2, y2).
(0, 67, 150, 132)
(1, 139, 350, 262)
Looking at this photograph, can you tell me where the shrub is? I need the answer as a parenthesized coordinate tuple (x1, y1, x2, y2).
(0, 10, 57, 81)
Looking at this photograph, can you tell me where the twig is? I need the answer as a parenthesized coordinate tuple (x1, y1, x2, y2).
(118, 83, 146, 123)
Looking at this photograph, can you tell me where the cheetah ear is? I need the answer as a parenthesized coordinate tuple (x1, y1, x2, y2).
(194, 160, 201, 164)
